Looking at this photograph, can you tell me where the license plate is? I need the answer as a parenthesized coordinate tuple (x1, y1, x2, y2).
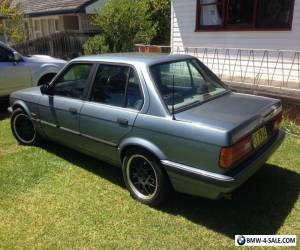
(252, 126, 268, 149)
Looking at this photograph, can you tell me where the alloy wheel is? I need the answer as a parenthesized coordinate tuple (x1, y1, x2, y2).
(126, 154, 158, 200)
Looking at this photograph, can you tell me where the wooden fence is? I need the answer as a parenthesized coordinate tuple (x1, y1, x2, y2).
(13, 31, 99, 60)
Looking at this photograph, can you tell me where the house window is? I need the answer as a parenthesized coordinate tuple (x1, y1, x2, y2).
(48, 19, 59, 33)
(63, 16, 80, 31)
(55, 19, 59, 32)
(195, 0, 295, 31)
(24, 21, 30, 40)
(33, 19, 42, 38)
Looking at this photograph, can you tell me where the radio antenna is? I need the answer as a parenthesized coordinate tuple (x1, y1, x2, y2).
(172, 74, 176, 120)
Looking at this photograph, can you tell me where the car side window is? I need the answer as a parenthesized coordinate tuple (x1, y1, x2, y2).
(51, 63, 93, 99)
(0, 46, 12, 62)
(91, 64, 143, 110)
(126, 69, 144, 110)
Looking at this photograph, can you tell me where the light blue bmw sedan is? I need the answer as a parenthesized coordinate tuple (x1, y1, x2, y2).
(8, 54, 285, 206)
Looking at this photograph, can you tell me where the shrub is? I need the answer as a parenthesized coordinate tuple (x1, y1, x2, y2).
(0, 0, 25, 44)
(83, 0, 171, 54)
(83, 35, 109, 55)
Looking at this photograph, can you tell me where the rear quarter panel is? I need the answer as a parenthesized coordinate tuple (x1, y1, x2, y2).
(124, 113, 226, 174)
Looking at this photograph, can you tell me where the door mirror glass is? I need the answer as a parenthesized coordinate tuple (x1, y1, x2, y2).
(40, 84, 52, 95)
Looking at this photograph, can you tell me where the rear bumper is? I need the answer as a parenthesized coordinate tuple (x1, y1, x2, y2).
(162, 130, 285, 199)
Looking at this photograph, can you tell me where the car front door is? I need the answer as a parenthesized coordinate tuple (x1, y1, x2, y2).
(79, 63, 144, 165)
(0, 45, 31, 96)
(38, 63, 94, 149)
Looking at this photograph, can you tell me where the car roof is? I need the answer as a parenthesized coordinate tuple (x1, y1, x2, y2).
(71, 53, 195, 66)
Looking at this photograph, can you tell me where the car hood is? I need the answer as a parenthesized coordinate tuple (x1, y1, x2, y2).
(175, 92, 281, 144)
(25, 55, 66, 64)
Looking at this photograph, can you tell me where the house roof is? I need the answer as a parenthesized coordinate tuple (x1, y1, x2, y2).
(10, 0, 97, 16)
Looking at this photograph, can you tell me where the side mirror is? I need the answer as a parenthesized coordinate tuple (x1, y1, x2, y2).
(40, 84, 52, 95)
(13, 51, 22, 62)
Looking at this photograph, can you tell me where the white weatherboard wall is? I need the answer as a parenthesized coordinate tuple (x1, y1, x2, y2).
(171, 0, 300, 50)
(171, 0, 300, 92)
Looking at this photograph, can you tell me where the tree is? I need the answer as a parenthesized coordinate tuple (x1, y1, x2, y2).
(0, 0, 24, 44)
(143, 0, 171, 45)
(84, 0, 171, 54)
(92, 0, 157, 53)
(83, 35, 109, 55)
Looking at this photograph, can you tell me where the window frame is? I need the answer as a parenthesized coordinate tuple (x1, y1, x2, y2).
(87, 62, 145, 111)
(48, 62, 95, 100)
(195, 0, 295, 32)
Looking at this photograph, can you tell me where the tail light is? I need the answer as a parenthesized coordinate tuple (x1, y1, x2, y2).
(273, 111, 282, 132)
(219, 136, 253, 169)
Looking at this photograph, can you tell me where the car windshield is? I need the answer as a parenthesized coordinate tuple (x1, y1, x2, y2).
(150, 59, 228, 112)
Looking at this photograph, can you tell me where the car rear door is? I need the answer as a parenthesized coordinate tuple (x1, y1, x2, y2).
(79, 63, 144, 165)
(0, 45, 31, 96)
(38, 63, 95, 150)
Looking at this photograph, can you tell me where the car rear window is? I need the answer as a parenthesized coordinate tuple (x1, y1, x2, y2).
(150, 59, 227, 112)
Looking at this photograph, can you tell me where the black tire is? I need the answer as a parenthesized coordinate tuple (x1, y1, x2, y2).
(122, 149, 171, 207)
(11, 108, 39, 145)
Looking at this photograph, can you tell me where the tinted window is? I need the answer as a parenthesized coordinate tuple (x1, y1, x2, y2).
(227, 0, 254, 26)
(197, 0, 294, 30)
(91, 64, 143, 110)
(256, 0, 293, 28)
(150, 59, 226, 112)
(125, 69, 143, 110)
(52, 64, 92, 99)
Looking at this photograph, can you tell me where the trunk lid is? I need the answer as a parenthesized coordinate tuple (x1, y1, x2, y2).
(175, 92, 281, 145)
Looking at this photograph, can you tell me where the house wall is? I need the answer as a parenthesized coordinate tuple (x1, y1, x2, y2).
(78, 14, 98, 31)
(63, 15, 80, 30)
(171, 0, 300, 50)
(27, 16, 61, 40)
(24, 13, 97, 41)
(171, 0, 300, 91)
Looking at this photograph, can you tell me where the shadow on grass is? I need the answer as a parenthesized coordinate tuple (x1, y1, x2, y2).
(161, 165, 300, 238)
(0, 100, 9, 121)
(40, 140, 300, 239)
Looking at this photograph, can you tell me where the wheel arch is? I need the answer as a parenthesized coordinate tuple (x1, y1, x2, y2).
(12, 100, 32, 118)
(32, 64, 61, 86)
(119, 137, 167, 163)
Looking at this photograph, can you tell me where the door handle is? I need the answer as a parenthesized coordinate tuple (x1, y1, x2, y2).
(117, 118, 128, 126)
(68, 107, 78, 114)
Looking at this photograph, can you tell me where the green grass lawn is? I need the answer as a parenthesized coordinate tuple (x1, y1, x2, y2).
(0, 112, 299, 249)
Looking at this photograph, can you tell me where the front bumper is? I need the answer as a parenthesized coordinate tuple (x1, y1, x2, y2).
(162, 130, 285, 199)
